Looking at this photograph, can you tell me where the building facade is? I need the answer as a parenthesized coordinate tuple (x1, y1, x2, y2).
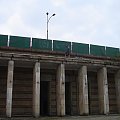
(0, 34, 120, 117)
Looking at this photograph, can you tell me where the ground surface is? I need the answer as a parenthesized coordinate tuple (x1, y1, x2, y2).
(1, 115, 120, 120)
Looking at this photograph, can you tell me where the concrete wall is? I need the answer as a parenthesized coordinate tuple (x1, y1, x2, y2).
(88, 72, 99, 114)
(108, 73, 118, 114)
(12, 67, 33, 116)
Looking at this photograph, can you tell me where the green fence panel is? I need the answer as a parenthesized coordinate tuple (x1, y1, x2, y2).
(53, 40, 71, 52)
(72, 42, 89, 55)
(32, 38, 52, 50)
(9, 36, 30, 48)
(106, 47, 119, 57)
(0, 34, 8, 47)
(90, 44, 105, 56)
(119, 49, 120, 57)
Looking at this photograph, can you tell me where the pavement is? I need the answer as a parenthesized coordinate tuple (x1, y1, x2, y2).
(0, 115, 120, 120)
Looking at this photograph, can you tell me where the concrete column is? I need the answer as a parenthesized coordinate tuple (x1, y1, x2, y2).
(115, 70, 120, 113)
(97, 67, 109, 114)
(6, 60, 14, 117)
(33, 62, 40, 117)
(56, 63, 65, 116)
(78, 66, 89, 115)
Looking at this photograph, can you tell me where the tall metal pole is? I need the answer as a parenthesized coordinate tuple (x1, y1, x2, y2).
(46, 12, 56, 40)
(46, 12, 49, 40)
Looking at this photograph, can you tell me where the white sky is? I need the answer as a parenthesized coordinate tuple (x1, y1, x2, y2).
(0, 0, 120, 48)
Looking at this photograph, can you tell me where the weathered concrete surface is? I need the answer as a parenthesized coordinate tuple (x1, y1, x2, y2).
(1, 115, 120, 120)
(6, 60, 14, 117)
(56, 64, 65, 116)
(78, 66, 89, 115)
(97, 67, 109, 114)
(33, 62, 40, 117)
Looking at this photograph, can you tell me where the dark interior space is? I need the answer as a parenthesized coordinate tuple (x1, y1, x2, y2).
(65, 82, 71, 115)
(0, 66, 7, 117)
(108, 73, 118, 114)
(40, 81, 49, 116)
(88, 72, 99, 115)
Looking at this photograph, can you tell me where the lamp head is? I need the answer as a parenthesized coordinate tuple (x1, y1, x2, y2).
(52, 13, 56, 16)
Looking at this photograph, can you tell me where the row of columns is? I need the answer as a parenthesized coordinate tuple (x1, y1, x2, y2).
(5, 60, 120, 117)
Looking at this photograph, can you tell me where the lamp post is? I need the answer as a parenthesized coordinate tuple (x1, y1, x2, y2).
(46, 12, 56, 40)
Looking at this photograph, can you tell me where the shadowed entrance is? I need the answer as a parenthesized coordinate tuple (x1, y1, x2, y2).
(40, 81, 49, 116)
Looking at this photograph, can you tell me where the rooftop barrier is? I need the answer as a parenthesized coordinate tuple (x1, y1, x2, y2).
(0, 34, 120, 58)
(0, 34, 8, 47)
(53, 40, 71, 52)
(72, 42, 89, 55)
(32, 38, 52, 51)
(9, 35, 30, 49)
(90, 44, 106, 56)
(106, 47, 119, 57)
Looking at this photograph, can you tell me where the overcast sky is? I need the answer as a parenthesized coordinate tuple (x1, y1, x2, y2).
(0, 0, 120, 48)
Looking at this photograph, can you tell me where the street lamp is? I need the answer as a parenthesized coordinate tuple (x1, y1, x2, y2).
(46, 12, 56, 39)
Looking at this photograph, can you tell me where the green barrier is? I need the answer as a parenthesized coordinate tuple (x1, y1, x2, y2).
(0, 34, 8, 47)
(53, 40, 71, 52)
(106, 47, 119, 57)
(32, 38, 52, 50)
(90, 44, 105, 56)
(72, 42, 89, 55)
(9, 36, 30, 48)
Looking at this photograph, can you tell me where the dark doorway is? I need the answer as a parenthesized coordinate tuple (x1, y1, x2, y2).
(0, 66, 7, 117)
(88, 72, 99, 115)
(65, 82, 71, 115)
(40, 81, 49, 116)
(108, 73, 118, 114)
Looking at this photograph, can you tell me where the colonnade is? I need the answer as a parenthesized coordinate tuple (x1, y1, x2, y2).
(3, 60, 120, 117)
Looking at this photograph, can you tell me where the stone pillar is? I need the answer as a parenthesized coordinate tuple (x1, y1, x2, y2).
(33, 62, 40, 117)
(6, 60, 14, 117)
(78, 66, 89, 115)
(115, 70, 120, 113)
(56, 63, 65, 116)
(97, 67, 109, 114)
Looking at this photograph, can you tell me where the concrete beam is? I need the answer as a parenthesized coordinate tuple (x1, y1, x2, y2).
(78, 66, 89, 115)
(97, 67, 109, 114)
(115, 70, 120, 113)
(56, 63, 65, 116)
(33, 62, 40, 117)
(6, 60, 14, 117)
